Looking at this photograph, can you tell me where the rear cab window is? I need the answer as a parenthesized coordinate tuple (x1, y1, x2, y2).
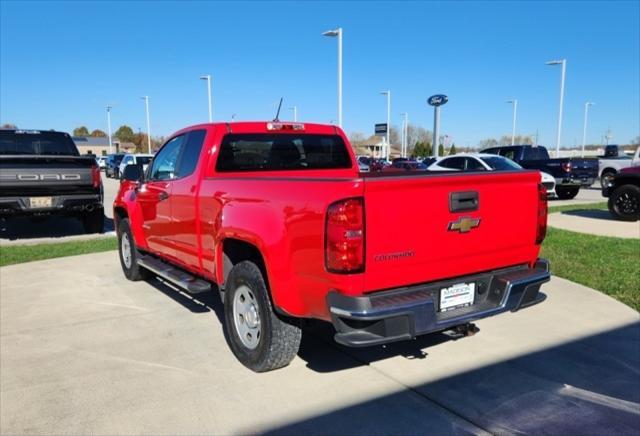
(215, 134, 352, 172)
(0, 130, 79, 156)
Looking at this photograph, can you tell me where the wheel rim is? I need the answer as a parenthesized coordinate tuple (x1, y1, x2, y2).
(233, 285, 261, 349)
(615, 192, 639, 216)
(121, 233, 132, 269)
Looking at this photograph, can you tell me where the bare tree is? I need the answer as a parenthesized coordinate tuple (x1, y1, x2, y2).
(478, 138, 499, 148)
(1, 123, 17, 130)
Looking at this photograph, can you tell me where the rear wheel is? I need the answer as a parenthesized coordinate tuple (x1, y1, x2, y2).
(556, 186, 579, 200)
(224, 260, 301, 372)
(117, 218, 151, 281)
(82, 209, 104, 234)
(608, 185, 640, 221)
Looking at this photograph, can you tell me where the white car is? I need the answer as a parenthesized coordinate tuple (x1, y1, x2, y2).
(118, 153, 154, 178)
(95, 156, 107, 170)
(427, 153, 557, 197)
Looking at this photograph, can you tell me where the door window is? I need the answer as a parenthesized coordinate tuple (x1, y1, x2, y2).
(464, 158, 486, 171)
(149, 136, 184, 180)
(177, 129, 206, 177)
(439, 157, 466, 170)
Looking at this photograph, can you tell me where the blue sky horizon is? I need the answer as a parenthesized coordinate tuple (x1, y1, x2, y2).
(1, 0, 639, 148)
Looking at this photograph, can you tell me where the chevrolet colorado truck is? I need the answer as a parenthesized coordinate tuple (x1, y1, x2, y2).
(114, 122, 550, 372)
(481, 145, 598, 199)
(0, 129, 104, 233)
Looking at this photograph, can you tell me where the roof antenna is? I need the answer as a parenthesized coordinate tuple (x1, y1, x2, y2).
(273, 98, 283, 122)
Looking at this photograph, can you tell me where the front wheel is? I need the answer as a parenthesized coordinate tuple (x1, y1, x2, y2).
(556, 186, 579, 200)
(117, 218, 151, 281)
(608, 185, 640, 221)
(224, 260, 301, 372)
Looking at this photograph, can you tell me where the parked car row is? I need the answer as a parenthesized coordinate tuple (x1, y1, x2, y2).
(101, 152, 154, 179)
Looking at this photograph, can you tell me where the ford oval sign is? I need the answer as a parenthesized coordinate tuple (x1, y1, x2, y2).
(428, 94, 448, 107)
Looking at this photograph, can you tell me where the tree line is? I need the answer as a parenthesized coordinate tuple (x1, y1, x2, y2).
(72, 125, 164, 153)
(349, 123, 458, 157)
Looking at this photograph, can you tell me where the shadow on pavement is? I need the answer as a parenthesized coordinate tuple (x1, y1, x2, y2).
(0, 213, 113, 240)
(262, 323, 640, 435)
(562, 209, 615, 221)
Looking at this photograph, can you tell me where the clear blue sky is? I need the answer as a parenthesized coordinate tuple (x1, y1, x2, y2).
(1, 0, 638, 147)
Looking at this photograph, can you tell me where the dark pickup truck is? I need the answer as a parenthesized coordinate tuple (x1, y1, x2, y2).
(0, 129, 104, 233)
(481, 145, 598, 199)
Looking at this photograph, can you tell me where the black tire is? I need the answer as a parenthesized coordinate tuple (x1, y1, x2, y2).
(82, 209, 104, 234)
(556, 186, 579, 200)
(601, 170, 616, 188)
(117, 218, 151, 281)
(608, 184, 640, 221)
(224, 260, 301, 372)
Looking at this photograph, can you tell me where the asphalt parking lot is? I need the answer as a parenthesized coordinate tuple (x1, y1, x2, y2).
(1, 252, 638, 434)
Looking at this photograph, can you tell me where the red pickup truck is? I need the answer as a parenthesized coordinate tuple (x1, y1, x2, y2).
(114, 121, 550, 372)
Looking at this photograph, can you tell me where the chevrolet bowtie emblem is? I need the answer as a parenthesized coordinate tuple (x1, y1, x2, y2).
(448, 216, 481, 233)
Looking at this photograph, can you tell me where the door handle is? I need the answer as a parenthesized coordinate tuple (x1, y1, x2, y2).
(158, 191, 170, 202)
(450, 191, 479, 212)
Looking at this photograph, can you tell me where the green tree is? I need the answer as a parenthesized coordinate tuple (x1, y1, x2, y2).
(425, 142, 432, 157)
(73, 126, 89, 137)
(413, 142, 427, 157)
(90, 129, 107, 137)
(448, 143, 457, 155)
(114, 125, 135, 143)
(438, 143, 445, 157)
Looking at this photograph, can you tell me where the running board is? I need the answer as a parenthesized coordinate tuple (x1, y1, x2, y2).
(138, 256, 211, 294)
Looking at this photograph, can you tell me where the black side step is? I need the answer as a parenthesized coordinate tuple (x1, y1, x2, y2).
(138, 256, 211, 294)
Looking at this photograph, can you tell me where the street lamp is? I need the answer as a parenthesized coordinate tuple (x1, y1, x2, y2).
(106, 105, 113, 154)
(322, 27, 342, 127)
(289, 106, 297, 122)
(506, 99, 518, 145)
(380, 90, 391, 160)
(581, 102, 595, 157)
(401, 112, 408, 157)
(141, 96, 151, 154)
(546, 59, 567, 157)
(199, 75, 213, 122)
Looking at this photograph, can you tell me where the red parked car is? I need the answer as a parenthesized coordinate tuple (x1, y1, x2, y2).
(114, 121, 550, 372)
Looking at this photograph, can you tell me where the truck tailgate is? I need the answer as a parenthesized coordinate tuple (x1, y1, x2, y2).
(362, 171, 541, 292)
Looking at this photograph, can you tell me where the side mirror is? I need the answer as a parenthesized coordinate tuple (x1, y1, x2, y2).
(122, 164, 144, 184)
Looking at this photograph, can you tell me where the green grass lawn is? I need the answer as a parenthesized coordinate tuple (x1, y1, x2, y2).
(542, 202, 640, 311)
(0, 237, 117, 267)
(548, 201, 608, 214)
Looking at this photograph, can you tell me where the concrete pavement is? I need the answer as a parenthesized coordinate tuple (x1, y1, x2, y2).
(548, 209, 640, 238)
(548, 185, 605, 207)
(1, 252, 638, 434)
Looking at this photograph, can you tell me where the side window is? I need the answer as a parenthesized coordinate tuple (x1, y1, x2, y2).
(501, 149, 516, 160)
(149, 135, 184, 181)
(439, 157, 465, 170)
(465, 158, 486, 171)
(177, 129, 206, 177)
(124, 156, 133, 165)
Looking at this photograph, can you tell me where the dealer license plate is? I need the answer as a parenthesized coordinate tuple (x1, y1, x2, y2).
(29, 197, 53, 208)
(440, 283, 475, 312)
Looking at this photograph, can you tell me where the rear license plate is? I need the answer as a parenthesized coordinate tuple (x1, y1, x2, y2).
(29, 197, 53, 208)
(440, 283, 475, 312)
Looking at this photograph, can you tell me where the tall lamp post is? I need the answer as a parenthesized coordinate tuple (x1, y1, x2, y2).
(106, 105, 113, 154)
(200, 75, 213, 122)
(581, 102, 595, 157)
(322, 28, 342, 127)
(546, 59, 566, 157)
(401, 112, 408, 157)
(141, 96, 151, 154)
(506, 99, 518, 145)
(380, 90, 391, 160)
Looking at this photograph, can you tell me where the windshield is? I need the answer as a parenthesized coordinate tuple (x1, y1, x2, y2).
(0, 131, 79, 156)
(481, 156, 522, 170)
(216, 134, 352, 172)
(136, 156, 153, 165)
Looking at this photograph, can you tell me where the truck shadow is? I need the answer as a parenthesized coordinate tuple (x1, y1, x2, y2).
(0, 214, 114, 240)
(562, 209, 616, 221)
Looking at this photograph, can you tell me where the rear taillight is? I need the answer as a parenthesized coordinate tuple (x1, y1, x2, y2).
(536, 183, 547, 245)
(325, 198, 365, 273)
(561, 162, 572, 173)
(91, 164, 101, 189)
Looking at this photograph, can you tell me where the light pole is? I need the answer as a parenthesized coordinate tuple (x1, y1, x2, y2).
(506, 99, 518, 145)
(289, 106, 297, 121)
(322, 28, 342, 127)
(401, 112, 408, 157)
(141, 96, 151, 154)
(106, 105, 113, 154)
(200, 75, 213, 122)
(546, 59, 566, 157)
(380, 90, 390, 160)
(581, 102, 594, 157)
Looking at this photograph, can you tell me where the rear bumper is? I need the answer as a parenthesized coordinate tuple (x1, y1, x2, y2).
(0, 194, 103, 217)
(556, 176, 595, 187)
(327, 259, 550, 347)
